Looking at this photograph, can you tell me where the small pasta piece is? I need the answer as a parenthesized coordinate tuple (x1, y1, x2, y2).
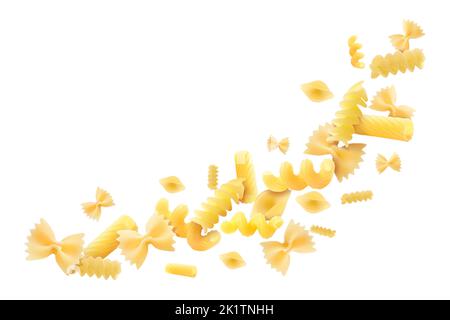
(390, 20, 424, 52)
(370, 49, 425, 79)
(165, 263, 197, 278)
(186, 222, 221, 251)
(301, 80, 334, 102)
(370, 86, 415, 119)
(267, 136, 290, 154)
(159, 176, 185, 193)
(341, 191, 373, 204)
(251, 190, 291, 219)
(221, 212, 283, 239)
(348, 35, 365, 69)
(84, 215, 138, 258)
(78, 256, 121, 280)
(310, 225, 336, 238)
(208, 165, 218, 190)
(262, 172, 288, 192)
(220, 252, 246, 269)
(235, 151, 258, 203)
(376, 153, 401, 174)
(155, 198, 189, 238)
(279, 162, 307, 191)
(296, 191, 330, 214)
(300, 159, 335, 189)
(81, 187, 114, 221)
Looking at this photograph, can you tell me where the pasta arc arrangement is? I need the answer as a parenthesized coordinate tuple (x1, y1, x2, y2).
(26, 20, 423, 279)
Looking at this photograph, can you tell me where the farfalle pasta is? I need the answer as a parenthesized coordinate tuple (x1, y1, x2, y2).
(376, 153, 401, 173)
(82, 187, 114, 221)
(159, 176, 185, 193)
(348, 36, 364, 69)
(251, 189, 291, 219)
(390, 20, 424, 52)
(77, 256, 121, 280)
(341, 191, 373, 204)
(301, 80, 334, 102)
(370, 49, 425, 79)
(26, 219, 84, 274)
(261, 220, 315, 275)
(235, 151, 258, 203)
(118, 214, 175, 268)
(220, 252, 246, 269)
(165, 263, 197, 278)
(221, 212, 283, 238)
(370, 86, 415, 119)
(296, 191, 330, 214)
(84, 215, 138, 258)
(310, 225, 336, 238)
(267, 136, 290, 154)
(155, 198, 188, 238)
(208, 165, 218, 190)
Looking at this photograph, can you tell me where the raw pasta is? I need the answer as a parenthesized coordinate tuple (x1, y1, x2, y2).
(251, 189, 291, 219)
(354, 115, 413, 141)
(84, 215, 138, 258)
(348, 36, 365, 68)
(186, 222, 221, 251)
(300, 159, 334, 189)
(26, 219, 84, 274)
(81, 187, 114, 221)
(390, 20, 424, 52)
(208, 165, 218, 190)
(193, 179, 244, 230)
(155, 198, 188, 238)
(165, 263, 197, 278)
(376, 153, 401, 173)
(370, 86, 415, 119)
(301, 80, 334, 102)
(221, 212, 283, 238)
(78, 256, 121, 280)
(220, 252, 246, 269)
(370, 49, 425, 79)
(235, 151, 258, 203)
(310, 225, 336, 238)
(159, 176, 185, 193)
(296, 191, 330, 214)
(261, 220, 315, 275)
(118, 214, 175, 268)
(341, 191, 373, 204)
(267, 136, 290, 154)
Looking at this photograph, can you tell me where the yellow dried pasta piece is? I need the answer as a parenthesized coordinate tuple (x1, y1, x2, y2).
(159, 176, 185, 193)
(165, 263, 197, 278)
(390, 20, 424, 52)
(354, 115, 413, 141)
(376, 153, 401, 174)
(301, 80, 334, 102)
(220, 252, 246, 269)
(296, 191, 330, 214)
(208, 165, 218, 190)
(221, 212, 283, 239)
(81, 187, 114, 221)
(348, 35, 365, 69)
(186, 222, 221, 251)
(279, 162, 308, 191)
(300, 159, 334, 189)
(261, 220, 315, 275)
(370, 49, 425, 79)
(78, 256, 121, 280)
(341, 191, 373, 204)
(310, 225, 336, 238)
(262, 172, 288, 192)
(267, 136, 290, 154)
(26, 219, 84, 274)
(370, 86, 415, 119)
(235, 151, 258, 203)
(251, 189, 291, 219)
(155, 198, 188, 238)
(84, 215, 138, 258)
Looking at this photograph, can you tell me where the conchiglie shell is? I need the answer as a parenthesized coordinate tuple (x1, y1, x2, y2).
(301, 80, 334, 102)
(251, 190, 291, 219)
(296, 191, 330, 214)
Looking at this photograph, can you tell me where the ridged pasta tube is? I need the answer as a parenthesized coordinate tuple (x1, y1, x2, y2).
(221, 212, 283, 238)
(235, 151, 258, 203)
(165, 263, 197, 278)
(370, 49, 425, 79)
(84, 215, 138, 258)
(208, 165, 218, 190)
(355, 115, 413, 141)
(341, 191, 373, 204)
(78, 256, 121, 280)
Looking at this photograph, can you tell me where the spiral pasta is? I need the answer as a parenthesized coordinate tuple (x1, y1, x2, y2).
(81, 187, 114, 221)
(78, 256, 121, 280)
(208, 165, 218, 190)
(328, 81, 368, 146)
(390, 20, 424, 52)
(235, 151, 258, 203)
(370, 86, 415, 119)
(221, 212, 283, 239)
(341, 191, 373, 204)
(348, 36, 364, 69)
(193, 178, 244, 230)
(301, 80, 334, 102)
(370, 49, 425, 79)
(155, 198, 188, 238)
(84, 215, 138, 258)
(310, 225, 336, 238)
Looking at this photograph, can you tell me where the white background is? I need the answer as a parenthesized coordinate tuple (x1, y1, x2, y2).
(0, 0, 449, 300)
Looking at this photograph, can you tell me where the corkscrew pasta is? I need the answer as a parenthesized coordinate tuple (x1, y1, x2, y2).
(348, 36, 364, 69)
(301, 80, 334, 102)
(165, 263, 197, 278)
(267, 136, 290, 154)
(155, 198, 188, 238)
(235, 151, 258, 203)
(159, 176, 185, 193)
(370, 86, 415, 119)
(84, 215, 138, 258)
(26, 219, 84, 274)
(82, 187, 114, 221)
(376, 153, 401, 173)
(370, 49, 425, 79)
(296, 191, 330, 214)
(310, 225, 336, 238)
(78, 256, 121, 280)
(220, 252, 246, 269)
(341, 191, 373, 204)
(390, 20, 424, 52)
(221, 212, 283, 238)
(208, 165, 218, 190)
